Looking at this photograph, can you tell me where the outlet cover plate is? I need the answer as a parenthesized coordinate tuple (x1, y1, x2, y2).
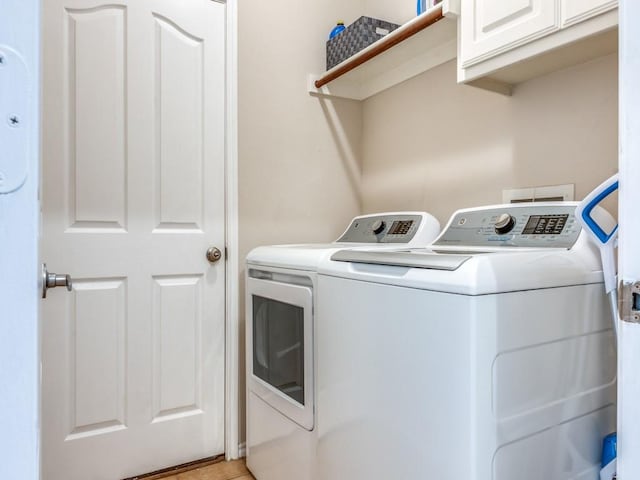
(503, 184, 574, 204)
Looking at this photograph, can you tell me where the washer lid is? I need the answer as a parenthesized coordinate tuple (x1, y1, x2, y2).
(319, 247, 604, 295)
(330, 249, 474, 271)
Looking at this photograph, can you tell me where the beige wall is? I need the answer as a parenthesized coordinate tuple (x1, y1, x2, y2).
(361, 54, 619, 224)
(363, 0, 416, 25)
(238, 0, 364, 443)
(239, 0, 365, 256)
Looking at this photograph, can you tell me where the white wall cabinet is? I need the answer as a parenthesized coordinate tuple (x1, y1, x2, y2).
(459, 0, 618, 94)
(562, 0, 617, 28)
(460, 0, 560, 69)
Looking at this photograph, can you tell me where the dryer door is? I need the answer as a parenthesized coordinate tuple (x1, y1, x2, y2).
(247, 276, 314, 430)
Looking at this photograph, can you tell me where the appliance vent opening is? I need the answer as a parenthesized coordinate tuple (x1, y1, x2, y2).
(503, 184, 574, 204)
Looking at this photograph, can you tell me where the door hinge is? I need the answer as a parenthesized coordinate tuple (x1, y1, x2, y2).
(225, 246, 228, 260)
(619, 281, 640, 324)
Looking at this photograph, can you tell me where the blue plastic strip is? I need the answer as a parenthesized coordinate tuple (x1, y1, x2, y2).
(601, 432, 617, 468)
(581, 180, 619, 244)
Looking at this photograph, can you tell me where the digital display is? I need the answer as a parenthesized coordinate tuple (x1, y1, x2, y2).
(388, 220, 413, 235)
(522, 214, 569, 235)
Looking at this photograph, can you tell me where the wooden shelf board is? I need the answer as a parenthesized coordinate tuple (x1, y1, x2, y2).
(309, 2, 459, 101)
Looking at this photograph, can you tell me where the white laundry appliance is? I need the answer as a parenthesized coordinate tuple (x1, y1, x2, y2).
(316, 202, 617, 480)
(245, 212, 441, 480)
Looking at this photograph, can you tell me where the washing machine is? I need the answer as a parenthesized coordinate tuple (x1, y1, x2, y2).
(245, 212, 441, 480)
(316, 202, 617, 480)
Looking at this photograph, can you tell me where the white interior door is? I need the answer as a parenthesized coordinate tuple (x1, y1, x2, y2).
(618, 0, 640, 478)
(41, 0, 227, 478)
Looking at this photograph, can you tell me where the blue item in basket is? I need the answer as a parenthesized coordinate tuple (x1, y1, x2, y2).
(329, 22, 345, 39)
(417, 0, 443, 15)
(601, 432, 617, 467)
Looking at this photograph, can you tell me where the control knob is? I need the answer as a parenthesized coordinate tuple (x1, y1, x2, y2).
(372, 220, 386, 235)
(494, 213, 516, 234)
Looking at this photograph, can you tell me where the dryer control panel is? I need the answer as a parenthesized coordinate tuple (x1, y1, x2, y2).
(337, 213, 435, 244)
(434, 204, 582, 249)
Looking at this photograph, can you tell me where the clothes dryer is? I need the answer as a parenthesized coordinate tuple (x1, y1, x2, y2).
(316, 202, 617, 480)
(245, 212, 441, 480)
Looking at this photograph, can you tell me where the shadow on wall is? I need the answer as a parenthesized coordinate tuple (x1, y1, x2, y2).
(359, 55, 618, 223)
(317, 97, 363, 203)
(331, 59, 515, 219)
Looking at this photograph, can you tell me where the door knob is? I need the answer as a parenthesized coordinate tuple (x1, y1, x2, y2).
(42, 263, 73, 299)
(206, 247, 223, 264)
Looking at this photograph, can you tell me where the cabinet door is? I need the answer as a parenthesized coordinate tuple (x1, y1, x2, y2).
(562, 0, 617, 28)
(460, 0, 561, 68)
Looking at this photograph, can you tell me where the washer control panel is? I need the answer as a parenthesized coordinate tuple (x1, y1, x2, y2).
(337, 214, 425, 244)
(434, 204, 581, 248)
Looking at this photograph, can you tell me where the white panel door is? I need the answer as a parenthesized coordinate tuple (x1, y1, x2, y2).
(41, 0, 227, 479)
(618, 0, 640, 477)
(460, 0, 560, 68)
(562, 0, 617, 28)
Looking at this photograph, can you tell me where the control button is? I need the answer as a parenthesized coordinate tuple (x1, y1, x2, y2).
(494, 213, 516, 235)
(372, 220, 386, 235)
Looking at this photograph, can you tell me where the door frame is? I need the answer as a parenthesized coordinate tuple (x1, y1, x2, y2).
(0, 0, 40, 478)
(224, 0, 240, 461)
(618, 0, 640, 476)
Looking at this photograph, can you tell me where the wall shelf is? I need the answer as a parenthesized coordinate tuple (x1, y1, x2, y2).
(308, 0, 460, 101)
